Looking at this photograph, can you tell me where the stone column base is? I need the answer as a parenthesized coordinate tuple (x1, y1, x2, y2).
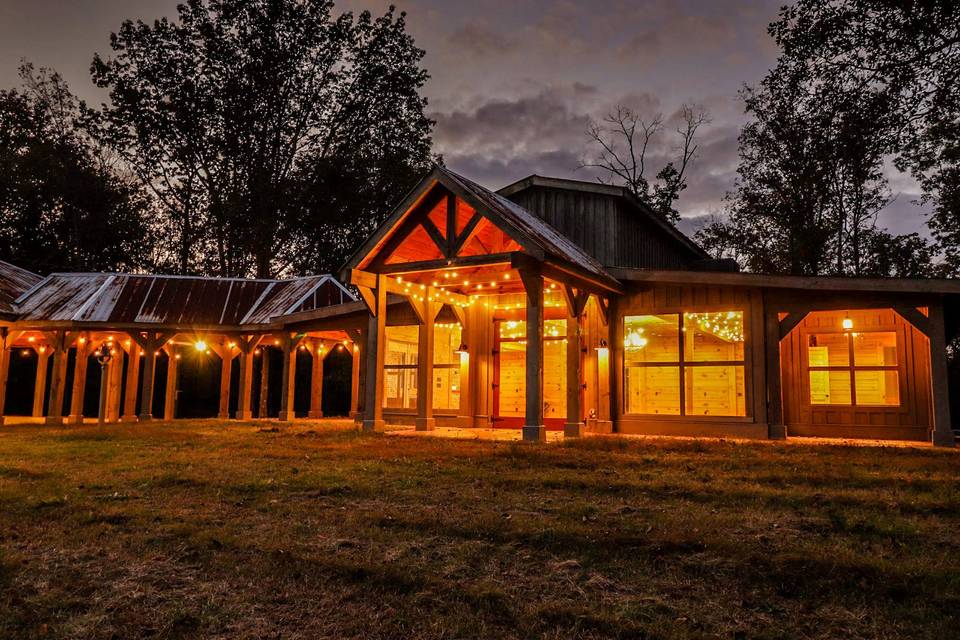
(138, 414, 153, 422)
(308, 410, 323, 419)
(120, 415, 139, 423)
(415, 417, 436, 431)
(563, 422, 584, 438)
(277, 411, 295, 421)
(522, 425, 546, 442)
(66, 414, 85, 425)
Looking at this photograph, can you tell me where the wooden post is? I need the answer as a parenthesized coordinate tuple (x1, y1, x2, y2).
(211, 341, 236, 419)
(416, 290, 436, 431)
(0, 330, 15, 425)
(44, 331, 72, 425)
(456, 312, 472, 428)
(133, 332, 170, 422)
(235, 336, 262, 420)
(105, 346, 124, 422)
(278, 333, 303, 421)
(349, 331, 362, 420)
(564, 311, 583, 437)
(763, 296, 787, 439)
(928, 302, 955, 447)
(32, 346, 51, 418)
(68, 336, 90, 424)
(363, 274, 387, 432)
(308, 339, 325, 418)
(163, 344, 179, 421)
(121, 341, 141, 422)
(519, 268, 546, 442)
(258, 346, 271, 418)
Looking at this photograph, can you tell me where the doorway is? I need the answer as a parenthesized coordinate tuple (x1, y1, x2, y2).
(492, 319, 567, 428)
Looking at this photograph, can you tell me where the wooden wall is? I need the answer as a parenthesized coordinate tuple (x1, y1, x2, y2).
(506, 186, 700, 270)
(781, 309, 931, 440)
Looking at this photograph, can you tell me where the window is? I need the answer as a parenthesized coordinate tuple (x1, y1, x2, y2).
(384, 326, 418, 409)
(624, 312, 746, 417)
(433, 323, 462, 411)
(807, 331, 899, 406)
(495, 319, 567, 421)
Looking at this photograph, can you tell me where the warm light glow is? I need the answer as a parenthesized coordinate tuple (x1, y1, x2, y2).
(78, 337, 86, 344)
(175, 354, 181, 360)
(194, 340, 208, 352)
(38, 346, 46, 354)
(27, 336, 35, 343)
(842, 317, 854, 331)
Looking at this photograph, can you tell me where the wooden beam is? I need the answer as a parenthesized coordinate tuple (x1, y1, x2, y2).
(421, 217, 448, 258)
(416, 292, 436, 431)
(357, 286, 376, 316)
(519, 267, 546, 442)
(43, 330, 72, 425)
(445, 193, 457, 257)
(380, 252, 515, 275)
(363, 274, 388, 432)
(67, 335, 90, 424)
(452, 212, 482, 255)
(163, 343, 179, 421)
(763, 296, 786, 440)
(235, 335, 263, 420)
(596, 296, 610, 326)
(778, 311, 809, 340)
(894, 307, 932, 336)
(564, 310, 583, 438)
(349, 333, 362, 419)
(32, 346, 50, 418)
(278, 332, 305, 421)
(308, 339, 325, 419)
(0, 331, 12, 425)
(121, 341, 141, 422)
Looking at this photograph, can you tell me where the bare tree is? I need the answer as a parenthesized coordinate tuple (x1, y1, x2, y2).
(581, 104, 709, 222)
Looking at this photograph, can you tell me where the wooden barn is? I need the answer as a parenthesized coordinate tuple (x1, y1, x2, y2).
(340, 166, 960, 446)
(1, 165, 958, 447)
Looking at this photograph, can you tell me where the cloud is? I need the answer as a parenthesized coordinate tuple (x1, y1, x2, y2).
(444, 19, 520, 58)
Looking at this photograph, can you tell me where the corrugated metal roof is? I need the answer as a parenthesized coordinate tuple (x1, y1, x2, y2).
(0, 260, 43, 315)
(12, 272, 354, 328)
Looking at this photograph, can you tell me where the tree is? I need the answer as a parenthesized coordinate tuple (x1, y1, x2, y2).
(767, 0, 960, 274)
(0, 64, 152, 275)
(581, 104, 709, 223)
(91, 0, 433, 278)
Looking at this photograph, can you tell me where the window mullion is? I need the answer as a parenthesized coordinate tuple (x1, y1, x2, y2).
(678, 314, 686, 416)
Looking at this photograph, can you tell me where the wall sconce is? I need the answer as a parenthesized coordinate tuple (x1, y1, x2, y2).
(594, 339, 608, 351)
(842, 315, 853, 331)
(454, 342, 469, 354)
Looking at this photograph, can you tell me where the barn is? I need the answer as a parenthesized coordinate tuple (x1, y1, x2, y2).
(1, 165, 958, 446)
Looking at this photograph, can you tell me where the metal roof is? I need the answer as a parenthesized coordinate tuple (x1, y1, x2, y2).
(0, 260, 43, 315)
(12, 272, 354, 328)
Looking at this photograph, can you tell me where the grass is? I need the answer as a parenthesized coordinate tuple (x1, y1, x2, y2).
(0, 419, 958, 639)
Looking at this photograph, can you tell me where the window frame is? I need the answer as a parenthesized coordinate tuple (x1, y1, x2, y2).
(804, 329, 902, 408)
(382, 325, 419, 411)
(621, 308, 750, 419)
(432, 322, 463, 413)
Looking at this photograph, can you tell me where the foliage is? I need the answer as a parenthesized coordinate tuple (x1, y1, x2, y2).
(90, 0, 434, 277)
(0, 64, 152, 274)
(581, 104, 709, 223)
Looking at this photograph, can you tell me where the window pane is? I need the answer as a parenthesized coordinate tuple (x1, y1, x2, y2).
(434, 324, 462, 366)
(624, 315, 679, 364)
(807, 333, 849, 367)
(685, 366, 746, 416)
(683, 312, 744, 362)
(498, 341, 525, 417)
(385, 326, 419, 366)
(543, 337, 567, 419)
(855, 370, 900, 405)
(625, 365, 680, 415)
(853, 332, 898, 366)
(432, 368, 460, 411)
(384, 368, 417, 409)
(809, 370, 851, 404)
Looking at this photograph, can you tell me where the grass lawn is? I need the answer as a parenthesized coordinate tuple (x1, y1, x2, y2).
(1, 420, 958, 639)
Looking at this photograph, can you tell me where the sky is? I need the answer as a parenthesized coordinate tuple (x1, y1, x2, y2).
(0, 0, 928, 237)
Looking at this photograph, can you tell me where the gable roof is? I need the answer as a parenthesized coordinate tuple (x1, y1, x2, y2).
(343, 165, 622, 290)
(498, 174, 709, 260)
(13, 272, 354, 328)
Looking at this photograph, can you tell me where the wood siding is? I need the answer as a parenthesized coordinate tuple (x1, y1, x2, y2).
(506, 187, 699, 270)
(781, 309, 932, 440)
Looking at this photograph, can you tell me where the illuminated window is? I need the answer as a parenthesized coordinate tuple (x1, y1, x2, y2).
(384, 326, 418, 409)
(433, 323, 462, 411)
(624, 312, 746, 417)
(807, 331, 899, 406)
(495, 319, 567, 420)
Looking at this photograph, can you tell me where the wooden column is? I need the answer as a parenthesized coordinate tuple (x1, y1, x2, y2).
(235, 336, 262, 420)
(763, 295, 787, 439)
(928, 302, 956, 447)
(416, 291, 436, 431)
(455, 311, 472, 428)
(308, 339, 325, 418)
(67, 336, 90, 424)
(519, 269, 546, 442)
(258, 347, 271, 418)
(133, 332, 171, 422)
(32, 346, 50, 418)
(0, 330, 16, 425)
(278, 333, 304, 421)
(349, 331, 362, 420)
(564, 312, 583, 438)
(44, 331, 72, 425)
(105, 346, 125, 423)
(363, 274, 387, 432)
(163, 344, 179, 421)
(210, 341, 236, 420)
(121, 341, 141, 422)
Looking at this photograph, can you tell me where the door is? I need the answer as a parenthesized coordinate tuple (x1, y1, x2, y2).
(492, 319, 567, 428)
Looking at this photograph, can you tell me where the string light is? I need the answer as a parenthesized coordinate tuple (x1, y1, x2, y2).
(684, 311, 744, 343)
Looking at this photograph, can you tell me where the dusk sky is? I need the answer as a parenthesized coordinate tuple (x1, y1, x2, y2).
(0, 0, 927, 237)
